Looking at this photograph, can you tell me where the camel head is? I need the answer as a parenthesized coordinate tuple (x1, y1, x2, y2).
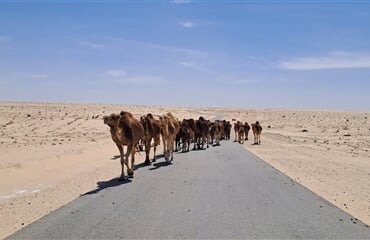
(103, 113, 120, 127)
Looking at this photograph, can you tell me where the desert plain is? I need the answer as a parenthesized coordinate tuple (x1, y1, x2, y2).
(0, 101, 369, 238)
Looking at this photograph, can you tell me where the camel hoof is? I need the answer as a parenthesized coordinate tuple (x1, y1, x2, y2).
(128, 169, 134, 177)
(144, 160, 151, 165)
(119, 176, 127, 181)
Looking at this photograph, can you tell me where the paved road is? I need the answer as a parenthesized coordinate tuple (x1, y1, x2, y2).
(8, 141, 370, 239)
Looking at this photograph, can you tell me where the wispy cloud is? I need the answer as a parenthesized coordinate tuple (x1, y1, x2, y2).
(179, 21, 196, 28)
(105, 70, 127, 78)
(279, 51, 370, 70)
(105, 37, 207, 58)
(28, 74, 50, 79)
(178, 61, 207, 71)
(228, 79, 255, 85)
(170, 0, 192, 4)
(110, 76, 165, 85)
(73, 39, 106, 50)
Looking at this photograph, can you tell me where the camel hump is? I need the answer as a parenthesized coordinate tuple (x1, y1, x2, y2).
(120, 111, 133, 118)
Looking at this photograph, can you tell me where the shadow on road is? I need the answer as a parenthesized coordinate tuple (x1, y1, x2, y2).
(111, 155, 120, 160)
(84, 153, 169, 196)
(82, 177, 131, 196)
(149, 161, 172, 171)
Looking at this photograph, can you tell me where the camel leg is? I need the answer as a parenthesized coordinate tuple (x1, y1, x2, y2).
(144, 139, 151, 165)
(153, 137, 160, 162)
(162, 138, 167, 157)
(153, 146, 157, 162)
(130, 145, 136, 176)
(120, 155, 125, 180)
(125, 144, 134, 178)
(170, 139, 174, 161)
(118, 145, 126, 180)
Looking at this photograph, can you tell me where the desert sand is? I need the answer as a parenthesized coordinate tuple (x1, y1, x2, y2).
(0, 102, 369, 238)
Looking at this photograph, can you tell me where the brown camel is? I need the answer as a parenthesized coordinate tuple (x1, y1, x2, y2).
(234, 121, 241, 142)
(195, 117, 210, 149)
(140, 113, 161, 165)
(210, 120, 224, 146)
(251, 121, 262, 145)
(160, 112, 180, 162)
(178, 119, 195, 152)
(244, 122, 251, 140)
(223, 120, 232, 140)
(238, 125, 246, 144)
(103, 111, 144, 180)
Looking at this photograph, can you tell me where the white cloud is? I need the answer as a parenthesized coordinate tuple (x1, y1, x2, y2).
(28, 74, 50, 79)
(110, 76, 165, 85)
(74, 39, 106, 49)
(179, 21, 196, 28)
(105, 70, 127, 78)
(279, 51, 370, 70)
(178, 61, 206, 71)
(229, 79, 255, 85)
(170, 0, 192, 4)
(105, 37, 207, 58)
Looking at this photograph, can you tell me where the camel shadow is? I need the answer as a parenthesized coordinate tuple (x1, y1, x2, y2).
(134, 162, 149, 170)
(111, 155, 120, 160)
(154, 153, 165, 159)
(82, 177, 131, 196)
(149, 161, 172, 171)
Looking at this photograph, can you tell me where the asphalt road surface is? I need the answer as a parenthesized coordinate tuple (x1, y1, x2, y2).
(9, 140, 370, 239)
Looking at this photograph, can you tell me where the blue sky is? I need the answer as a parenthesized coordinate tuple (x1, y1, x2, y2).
(1, 1, 370, 110)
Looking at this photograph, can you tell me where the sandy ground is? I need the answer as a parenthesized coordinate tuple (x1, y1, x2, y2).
(0, 102, 369, 238)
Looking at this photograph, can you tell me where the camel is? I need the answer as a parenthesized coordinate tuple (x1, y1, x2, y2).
(140, 113, 161, 165)
(244, 122, 251, 140)
(178, 119, 195, 152)
(195, 117, 210, 150)
(103, 111, 144, 180)
(223, 120, 232, 140)
(238, 125, 245, 144)
(251, 121, 262, 145)
(160, 112, 180, 161)
(234, 121, 241, 142)
(210, 120, 224, 146)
